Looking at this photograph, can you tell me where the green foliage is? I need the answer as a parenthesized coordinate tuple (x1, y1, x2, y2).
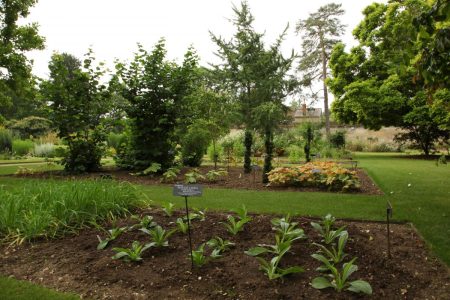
(12, 140, 33, 156)
(207, 142, 224, 162)
(311, 256, 372, 295)
(311, 214, 347, 245)
(112, 241, 154, 262)
(181, 122, 210, 167)
(107, 132, 126, 151)
(33, 143, 55, 158)
(0, 180, 139, 244)
(328, 0, 448, 155)
(246, 235, 304, 280)
(0, 0, 45, 119)
(287, 145, 303, 163)
(130, 215, 157, 230)
(140, 225, 176, 247)
(329, 131, 346, 149)
(184, 168, 205, 184)
(161, 167, 181, 183)
(8, 116, 52, 139)
(97, 226, 127, 250)
(161, 202, 175, 217)
(206, 237, 235, 254)
(131, 163, 162, 176)
(313, 231, 348, 265)
(0, 128, 13, 153)
(222, 206, 252, 235)
(205, 169, 228, 182)
(271, 215, 306, 243)
(176, 218, 188, 234)
(114, 40, 198, 170)
(42, 51, 109, 172)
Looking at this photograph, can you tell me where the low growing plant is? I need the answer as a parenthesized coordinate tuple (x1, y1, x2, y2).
(131, 162, 162, 176)
(97, 226, 128, 250)
(311, 214, 346, 245)
(141, 225, 176, 247)
(191, 242, 223, 267)
(205, 169, 228, 182)
(112, 241, 154, 262)
(176, 218, 188, 234)
(131, 215, 157, 230)
(161, 167, 181, 183)
(313, 231, 348, 265)
(207, 236, 235, 254)
(184, 168, 205, 184)
(162, 202, 175, 217)
(311, 255, 372, 295)
(222, 215, 251, 235)
(271, 215, 306, 243)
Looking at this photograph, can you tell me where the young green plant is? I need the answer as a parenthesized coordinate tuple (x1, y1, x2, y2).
(311, 255, 372, 295)
(311, 214, 346, 245)
(162, 202, 175, 217)
(97, 226, 127, 250)
(141, 225, 176, 247)
(112, 241, 154, 262)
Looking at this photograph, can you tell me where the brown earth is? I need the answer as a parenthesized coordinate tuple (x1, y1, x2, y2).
(11, 165, 383, 195)
(1, 210, 449, 300)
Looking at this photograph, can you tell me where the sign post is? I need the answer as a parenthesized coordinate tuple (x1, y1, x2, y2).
(173, 184, 203, 269)
(252, 164, 261, 185)
(386, 200, 393, 258)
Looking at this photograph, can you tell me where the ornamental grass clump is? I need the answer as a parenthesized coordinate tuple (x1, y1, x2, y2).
(267, 162, 360, 191)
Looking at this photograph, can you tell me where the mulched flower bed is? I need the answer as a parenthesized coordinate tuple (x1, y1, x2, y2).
(11, 165, 383, 195)
(1, 210, 449, 299)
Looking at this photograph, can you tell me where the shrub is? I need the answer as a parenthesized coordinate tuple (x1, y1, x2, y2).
(267, 162, 360, 191)
(0, 128, 13, 153)
(8, 116, 52, 139)
(33, 143, 55, 158)
(329, 131, 346, 149)
(54, 145, 68, 157)
(182, 125, 210, 167)
(12, 140, 34, 156)
(62, 137, 105, 173)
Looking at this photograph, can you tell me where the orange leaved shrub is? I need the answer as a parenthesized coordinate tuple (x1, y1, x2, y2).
(267, 162, 360, 192)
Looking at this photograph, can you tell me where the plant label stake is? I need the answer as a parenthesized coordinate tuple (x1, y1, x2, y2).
(173, 184, 203, 269)
(386, 200, 393, 259)
(252, 164, 261, 185)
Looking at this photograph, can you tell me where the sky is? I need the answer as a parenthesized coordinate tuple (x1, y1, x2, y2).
(23, 0, 386, 105)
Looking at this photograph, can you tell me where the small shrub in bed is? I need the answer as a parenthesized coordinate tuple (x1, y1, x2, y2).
(267, 162, 360, 191)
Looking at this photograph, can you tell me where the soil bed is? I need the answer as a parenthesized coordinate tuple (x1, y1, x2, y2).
(1, 210, 449, 299)
(11, 165, 383, 195)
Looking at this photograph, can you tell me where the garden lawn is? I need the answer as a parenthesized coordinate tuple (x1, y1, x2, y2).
(0, 276, 79, 300)
(137, 153, 450, 265)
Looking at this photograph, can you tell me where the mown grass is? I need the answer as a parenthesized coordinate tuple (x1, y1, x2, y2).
(0, 179, 141, 244)
(0, 276, 79, 300)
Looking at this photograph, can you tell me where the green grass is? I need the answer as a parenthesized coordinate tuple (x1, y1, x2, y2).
(0, 276, 79, 300)
(0, 162, 63, 175)
(0, 179, 141, 244)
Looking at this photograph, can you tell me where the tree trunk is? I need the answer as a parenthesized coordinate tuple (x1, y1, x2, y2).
(213, 139, 217, 170)
(320, 33, 330, 138)
(262, 128, 273, 184)
(244, 130, 252, 173)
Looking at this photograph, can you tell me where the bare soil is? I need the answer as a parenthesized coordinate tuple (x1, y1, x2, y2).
(12, 165, 383, 195)
(1, 210, 449, 300)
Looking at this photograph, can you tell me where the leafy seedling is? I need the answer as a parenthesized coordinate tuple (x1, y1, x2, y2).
(205, 169, 228, 182)
(191, 243, 222, 267)
(271, 215, 306, 243)
(222, 215, 251, 235)
(97, 226, 127, 250)
(141, 225, 176, 247)
(162, 202, 175, 217)
(130, 162, 161, 176)
(176, 218, 188, 234)
(131, 215, 157, 230)
(313, 231, 348, 266)
(311, 255, 372, 295)
(184, 168, 205, 184)
(311, 214, 346, 244)
(161, 167, 180, 183)
(207, 236, 235, 254)
(112, 241, 154, 262)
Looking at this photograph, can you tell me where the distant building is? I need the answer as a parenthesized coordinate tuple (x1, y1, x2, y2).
(288, 104, 322, 125)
